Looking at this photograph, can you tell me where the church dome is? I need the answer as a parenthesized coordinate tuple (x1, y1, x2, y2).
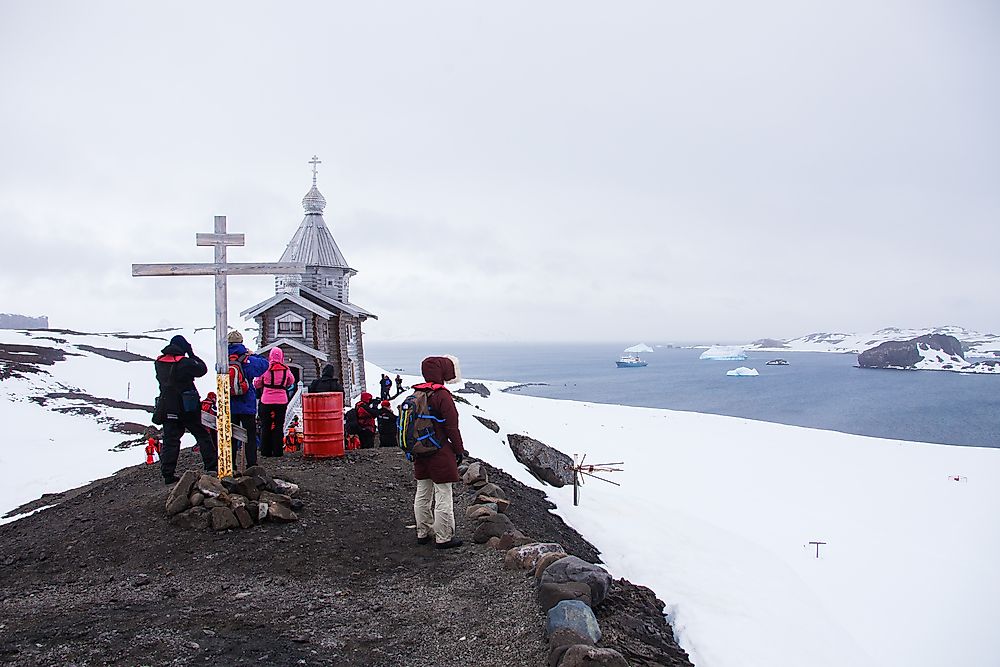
(302, 185, 326, 214)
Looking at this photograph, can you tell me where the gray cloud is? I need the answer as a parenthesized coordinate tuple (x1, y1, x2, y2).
(1, 1, 997, 342)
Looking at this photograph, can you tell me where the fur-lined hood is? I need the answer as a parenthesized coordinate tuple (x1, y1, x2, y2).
(420, 355, 462, 385)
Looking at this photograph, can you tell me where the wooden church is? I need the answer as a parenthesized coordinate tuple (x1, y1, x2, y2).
(240, 158, 376, 400)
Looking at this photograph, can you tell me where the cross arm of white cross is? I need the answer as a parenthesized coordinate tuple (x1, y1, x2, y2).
(131, 262, 306, 277)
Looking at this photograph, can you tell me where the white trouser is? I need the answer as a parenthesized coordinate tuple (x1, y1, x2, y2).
(413, 479, 455, 543)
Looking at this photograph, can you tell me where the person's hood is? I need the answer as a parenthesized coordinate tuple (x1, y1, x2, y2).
(268, 347, 285, 364)
(321, 364, 336, 378)
(160, 343, 185, 356)
(420, 355, 462, 385)
(228, 343, 249, 355)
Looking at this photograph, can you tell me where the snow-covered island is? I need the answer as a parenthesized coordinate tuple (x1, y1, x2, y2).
(742, 326, 1000, 375)
(2, 326, 998, 667)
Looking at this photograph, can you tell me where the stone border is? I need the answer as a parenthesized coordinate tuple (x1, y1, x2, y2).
(459, 461, 630, 666)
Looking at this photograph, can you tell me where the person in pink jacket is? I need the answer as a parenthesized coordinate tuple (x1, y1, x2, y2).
(253, 347, 295, 457)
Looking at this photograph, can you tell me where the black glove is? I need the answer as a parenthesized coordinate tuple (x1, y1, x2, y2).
(456, 452, 465, 465)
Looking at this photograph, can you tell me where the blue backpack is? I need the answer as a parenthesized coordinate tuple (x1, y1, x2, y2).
(397, 387, 445, 460)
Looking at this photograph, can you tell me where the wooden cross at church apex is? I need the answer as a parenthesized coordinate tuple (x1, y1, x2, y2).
(131, 215, 306, 478)
(309, 155, 321, 185)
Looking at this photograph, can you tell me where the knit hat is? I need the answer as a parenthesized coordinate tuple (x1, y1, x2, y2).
(227, 330, 243, 344)
(380, 400, 390, 408)
(168, 335, 192, 354)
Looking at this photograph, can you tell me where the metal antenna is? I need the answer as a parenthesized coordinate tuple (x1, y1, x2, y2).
(571, 453, 624, 506)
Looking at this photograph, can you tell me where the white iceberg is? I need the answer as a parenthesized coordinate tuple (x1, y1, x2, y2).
(726, 366, 759, 376)
(624, 343, 654, 353)
(700, 345, 748, 361)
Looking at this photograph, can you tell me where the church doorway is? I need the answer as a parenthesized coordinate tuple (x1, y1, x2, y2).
(286, 363, 302, 397)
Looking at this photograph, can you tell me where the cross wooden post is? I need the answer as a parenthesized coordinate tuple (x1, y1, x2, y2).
(133, 216, 305, 478)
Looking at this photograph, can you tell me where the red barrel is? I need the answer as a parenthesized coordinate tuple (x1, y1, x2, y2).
(302, 392, 345, 458)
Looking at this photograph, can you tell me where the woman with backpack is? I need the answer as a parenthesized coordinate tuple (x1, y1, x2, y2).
(253, 347, 295, 457)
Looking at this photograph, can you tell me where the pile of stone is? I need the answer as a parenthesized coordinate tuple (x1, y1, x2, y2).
(459, 461, 628, 666)
(165, 466, 303, 532)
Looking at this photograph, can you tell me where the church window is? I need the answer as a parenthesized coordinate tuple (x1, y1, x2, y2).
(274, 311, 306, 338)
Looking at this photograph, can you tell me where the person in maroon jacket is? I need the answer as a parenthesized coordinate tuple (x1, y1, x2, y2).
(412, 355, 467, 549)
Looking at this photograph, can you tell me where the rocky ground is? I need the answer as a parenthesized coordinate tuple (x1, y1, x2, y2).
(0, 448, 692, 666)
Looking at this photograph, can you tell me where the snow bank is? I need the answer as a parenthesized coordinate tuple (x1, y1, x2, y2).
(425, 373, 1000, 667)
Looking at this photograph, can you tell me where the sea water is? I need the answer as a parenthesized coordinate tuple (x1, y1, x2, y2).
(366, 343, 1000, 449)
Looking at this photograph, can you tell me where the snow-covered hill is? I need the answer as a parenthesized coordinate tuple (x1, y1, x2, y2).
(0, 327, 224, 519)
(2, 327, 999, 667)
(749, 325, 1000, 356)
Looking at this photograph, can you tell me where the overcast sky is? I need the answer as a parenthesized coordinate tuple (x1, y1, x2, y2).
(1, 1, 997, 343)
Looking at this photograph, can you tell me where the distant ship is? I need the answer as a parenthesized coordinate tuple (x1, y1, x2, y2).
(616, 354, 648, 368)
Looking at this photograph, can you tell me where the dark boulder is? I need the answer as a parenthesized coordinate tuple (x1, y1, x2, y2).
(474, 415, 500, 433)
(507, 434, 574, 487)
(165, 470, 199, 516)
(537, 581, 592, 612)
(472, 513, 516, 543)
(541, 556, 613, 607)
(858, 334, 965, 369)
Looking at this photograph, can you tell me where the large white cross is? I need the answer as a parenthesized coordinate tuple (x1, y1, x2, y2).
(133, 215, 305, 477)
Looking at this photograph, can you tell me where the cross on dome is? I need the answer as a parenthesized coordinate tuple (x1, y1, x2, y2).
(308, 155, 322, 186)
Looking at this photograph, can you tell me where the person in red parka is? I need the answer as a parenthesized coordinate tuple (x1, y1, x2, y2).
(354, 392, 378, 449)
(412, 355, 467, 549)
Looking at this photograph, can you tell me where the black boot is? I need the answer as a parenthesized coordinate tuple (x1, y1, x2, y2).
(435, 538, 463, 549)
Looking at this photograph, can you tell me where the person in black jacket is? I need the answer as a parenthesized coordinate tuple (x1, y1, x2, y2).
(308, 364, 344, 394)
(376, 400, 397, 447)
(154, 335, 216, 484)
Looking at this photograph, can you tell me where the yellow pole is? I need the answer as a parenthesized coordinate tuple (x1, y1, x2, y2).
(216, 373, 233, 478)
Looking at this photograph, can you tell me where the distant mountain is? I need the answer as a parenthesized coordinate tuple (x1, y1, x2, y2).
(748, 326, 1000, 357)
(0, 313, 48, 329)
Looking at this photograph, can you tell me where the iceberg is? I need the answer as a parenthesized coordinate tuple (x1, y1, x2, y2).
(624, 343, 654, 353)
(726, 366, 759, 376)
(699, 345, 748, 361)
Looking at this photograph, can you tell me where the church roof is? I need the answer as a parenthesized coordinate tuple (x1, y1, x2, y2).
(299, 285, 377, 320)
(278, 182, 352, 270)
(240, 287, 378, 321)
(258, 337, 329, 362)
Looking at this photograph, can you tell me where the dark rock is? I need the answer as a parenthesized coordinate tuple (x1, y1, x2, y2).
(189, 492, 205, 507)
(456, 381, 490, 397)
(462, 462, 488, 486)
(209, 507, 240, 531)
(259, 490, 292, 507)
(541, 556, 613, 607)
(505, 542, 564, 570)
(169, 507, 210, 531)
(558, 645, 629, 667)
(858, 334, 966, 369)
(535, 552, 569, 583)
(548, 629, 595, 667)
(472, 513, 515, 543)
(266, 502, 298, 523)
(507, 434, 574, 487)
(496, 531, 526, 551)
(474, 483, 507, 502)
(226, 476, 260, 501)
(474, 415, 500, 432)
(196, 475, 227, 498)
(271, 478, 299, 497)
(228, 494, 249, 509)
(233, 506, 253, 529)
(203, 497, 227, 509)
(465, 505, 496, 521)
(244, 465, 273, 488)
(165, 470, 199, 516)
(538, 582, 592, 612)
(546, 600, 601, 643)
